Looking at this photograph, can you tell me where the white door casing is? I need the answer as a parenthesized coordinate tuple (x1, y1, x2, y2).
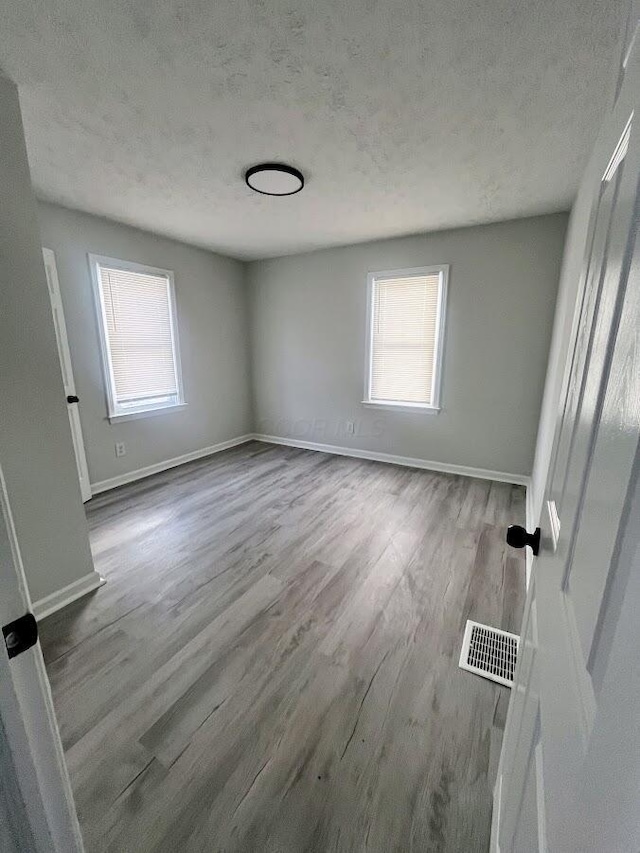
(493, 8, 640, 852)
(42, 248, 92, 503)
(0, 463, 84, 852)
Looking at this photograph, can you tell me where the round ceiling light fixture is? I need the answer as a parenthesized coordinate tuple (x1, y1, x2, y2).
(245, 163, 304, 196)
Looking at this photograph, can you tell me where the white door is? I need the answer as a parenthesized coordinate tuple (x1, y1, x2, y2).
(0, 463, 84, 852)
(42, 248, 92, 503)
(493, 9, 640, 851)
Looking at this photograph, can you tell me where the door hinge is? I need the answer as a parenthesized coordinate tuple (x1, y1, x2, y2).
(2, 613, 38, 659)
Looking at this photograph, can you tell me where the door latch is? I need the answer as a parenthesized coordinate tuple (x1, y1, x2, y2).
(2, 613, 38, 659)
(506, 525, 541, 556)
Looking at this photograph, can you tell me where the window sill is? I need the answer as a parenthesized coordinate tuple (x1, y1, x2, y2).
(361, 400, 441, 415)
(108, 402, 188, 424)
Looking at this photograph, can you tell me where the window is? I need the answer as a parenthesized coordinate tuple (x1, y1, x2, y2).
(89, 255, 185, 421)
(364, 266, 448, 412)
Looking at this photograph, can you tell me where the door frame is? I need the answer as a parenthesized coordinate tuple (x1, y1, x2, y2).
(0, 462, 84, 852)
(42, 248, 92, 503)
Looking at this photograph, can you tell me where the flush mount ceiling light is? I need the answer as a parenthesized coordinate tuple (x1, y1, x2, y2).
(245, 163, 304, 196)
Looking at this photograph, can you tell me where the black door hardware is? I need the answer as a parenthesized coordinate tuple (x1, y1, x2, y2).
(3, 613, 38, 659)
(67, 395, 79, 404)
(506, 525, 541, 556)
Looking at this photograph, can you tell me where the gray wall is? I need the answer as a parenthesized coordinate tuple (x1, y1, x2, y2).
(37, 202, 253, 486)
(248, 214, 568, 478)
(0, 78, 96, 602)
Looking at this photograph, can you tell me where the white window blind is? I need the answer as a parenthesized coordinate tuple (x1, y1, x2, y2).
(92, 257, 184, 419)
(366, 268, 447, 409)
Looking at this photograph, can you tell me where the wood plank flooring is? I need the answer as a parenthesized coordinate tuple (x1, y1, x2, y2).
(39, 441, 525, 853)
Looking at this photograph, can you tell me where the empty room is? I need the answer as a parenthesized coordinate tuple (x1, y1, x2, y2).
(2, 1, 640, 852)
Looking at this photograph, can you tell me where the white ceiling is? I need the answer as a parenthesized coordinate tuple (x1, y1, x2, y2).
(0, 0, 624, 260)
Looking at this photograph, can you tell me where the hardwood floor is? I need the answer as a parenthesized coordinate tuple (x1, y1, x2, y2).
(39, 441, 525, 853)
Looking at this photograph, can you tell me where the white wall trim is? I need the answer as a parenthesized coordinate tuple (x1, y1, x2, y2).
(525, 481, 535, 589)
(88, 253, 185, 422)
(252, 433, 530, 486)
(32, 571, 105, 621)
(90, 434, 254, 495)
(364, 265, 449, 411)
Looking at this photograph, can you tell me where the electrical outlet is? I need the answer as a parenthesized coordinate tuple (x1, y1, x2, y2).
(115, 442, 126, 458)
(346, 420, 355, 435)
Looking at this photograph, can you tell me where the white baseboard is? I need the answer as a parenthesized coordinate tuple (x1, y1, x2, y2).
(90, 434, 254, 495)
(90, 431, 530, 495)
(44, 434, 529, 616)
(252, 434, 530, 486)
(32, 571, 105, 621)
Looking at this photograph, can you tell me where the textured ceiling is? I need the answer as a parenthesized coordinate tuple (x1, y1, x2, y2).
(0, 0, 624, 259)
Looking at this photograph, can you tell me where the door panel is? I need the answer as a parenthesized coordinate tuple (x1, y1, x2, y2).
(616, 0, 640, 101)
(550, 171, 619, 516)
(494, 11, 640, 850)
(555, 140, 628, 556)
(0, 465, 84, 852)
(496, 590, 544, 851)
(569, 212, 640, 663)
(512, 745, 540, 853)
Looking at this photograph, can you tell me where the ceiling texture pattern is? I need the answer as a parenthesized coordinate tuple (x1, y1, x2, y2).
(0, 0, 624, 259)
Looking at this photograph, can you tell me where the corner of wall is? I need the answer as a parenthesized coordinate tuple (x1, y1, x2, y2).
(0, 78, 97, 604)
(242, 259, 258, 433)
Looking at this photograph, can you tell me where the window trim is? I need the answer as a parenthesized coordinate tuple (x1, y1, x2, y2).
(362, 264, 449, 414)
(88, 254, 186, 423)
